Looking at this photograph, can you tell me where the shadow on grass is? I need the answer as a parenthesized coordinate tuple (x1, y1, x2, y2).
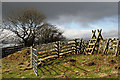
(51, 64, 63, 72)
(72, 64, 89, 73)
(38, 67, 45, 75)
(38, 54, 89, 75)
(42, 66, 52, 75)
(46, 65, 59, 75)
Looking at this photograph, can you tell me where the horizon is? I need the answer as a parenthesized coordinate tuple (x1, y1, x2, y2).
(2, 2, 119, 40)
(0, 2, 119, 48)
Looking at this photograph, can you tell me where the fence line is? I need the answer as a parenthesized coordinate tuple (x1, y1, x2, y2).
(37, 38, 84, 62)
(2, 45, 24, 58)
(31, 38, 119, 76)
(31, 38, 85, 76)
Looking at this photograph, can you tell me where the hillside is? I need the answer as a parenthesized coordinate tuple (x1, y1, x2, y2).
(2, 48, 119, 78)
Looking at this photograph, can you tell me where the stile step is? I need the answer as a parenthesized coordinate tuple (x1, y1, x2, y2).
(88, 52, 92, 54)
(89, 43, 95, 45)
(90, 38, 97, 41)
(86, 48, 93, 50)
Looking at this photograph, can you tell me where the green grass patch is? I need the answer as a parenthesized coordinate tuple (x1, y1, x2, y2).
(2, 49, 119, 78)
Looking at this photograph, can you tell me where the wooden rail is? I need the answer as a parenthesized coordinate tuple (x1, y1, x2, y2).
(31, 37, 119, 76)
(34, 39, 84, 65)
(98, 38, 119, 55)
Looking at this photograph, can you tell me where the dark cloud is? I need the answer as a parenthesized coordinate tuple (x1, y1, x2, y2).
(2, 2, 118, 27)
(1, 0, 120, 2)
(0, 3, 2, 25)
(58, 26, 118, 40)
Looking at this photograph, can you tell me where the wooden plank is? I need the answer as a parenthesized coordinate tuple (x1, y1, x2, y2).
(38, 50, 57, 56)
(113, 45, 117, 47)
(60, 46, 75, 50)
(32, 52, 38, 57)
(38, 51, 49, 55)
(38, 55, 58, 61)
(59, 50, 74, 56)
(38, 58, 44, 62)
(86, 48, 93, 50)
(38, 62, 42, 65)
(59, 52, 68, 56)
(32, 57, 38, 63)
(38, 51, 57, 56)
(32, 60, 38, 66)
(90, 39, 97, 41)
(60, 47, 75, 51)
(88, 52, 92, 54)
(33, 67, 38, 76)
(31, 47, 38, 76)
(38, 52, 57, 58)
(89, 43, 95, 46)
(33, 65, 37, 71)
(60, 48, 75, 53)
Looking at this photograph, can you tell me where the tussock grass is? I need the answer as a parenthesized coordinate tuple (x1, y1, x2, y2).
(2, 48, 119, 78)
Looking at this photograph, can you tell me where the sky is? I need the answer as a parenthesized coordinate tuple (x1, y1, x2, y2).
(1, 0, 120, 2)
(2, 2, 119, 40)
(0, 2, 1, 26)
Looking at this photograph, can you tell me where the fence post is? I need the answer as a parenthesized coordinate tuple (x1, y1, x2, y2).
(103, 39, 109, 55)
(56, 41, 60, 58)
(83, 41, 87, 54)
(74, 39, 78, 54)
(79, 38, 83, 54)
(115, 38, 119, 56)
(30, 46, 33, 68)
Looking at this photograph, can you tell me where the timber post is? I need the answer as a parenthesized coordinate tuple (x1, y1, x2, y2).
(79, 38, 83, 54)
(56, 41, 60, 58)
(74, 39, 78, 54)
(103, 39, 110, 55)
(30, 46, 33, 68)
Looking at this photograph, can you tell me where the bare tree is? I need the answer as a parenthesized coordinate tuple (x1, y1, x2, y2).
(3, 9, 46, 46)
(37, 23, 66, 44)
(3, 9, 66, 46)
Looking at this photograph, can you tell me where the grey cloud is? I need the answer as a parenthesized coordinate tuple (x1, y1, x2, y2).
(102, 29, 118, 38)
(0, 2, 2, 25)
(1, 0, 120, 2)
(2, 2, 118, 27)
(59, 27, 118, 40)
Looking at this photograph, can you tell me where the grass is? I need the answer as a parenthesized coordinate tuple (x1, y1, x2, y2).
(2, 48, 119, 78)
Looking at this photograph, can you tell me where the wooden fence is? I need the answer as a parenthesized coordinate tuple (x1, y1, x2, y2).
(2, 45, 24, 58)
(98, 38, 119, 55)
(31, 38, 119, 76)
(31, 47, 38, 76)
(36, 38, 85, 64)
(31, 38, 86, 76)
(33, 38, 119, 64)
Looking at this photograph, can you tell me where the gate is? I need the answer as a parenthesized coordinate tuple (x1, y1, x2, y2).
(31, 47, 38, 76)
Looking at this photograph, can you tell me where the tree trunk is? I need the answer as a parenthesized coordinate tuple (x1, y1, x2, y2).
(24, 38, 35, 47)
